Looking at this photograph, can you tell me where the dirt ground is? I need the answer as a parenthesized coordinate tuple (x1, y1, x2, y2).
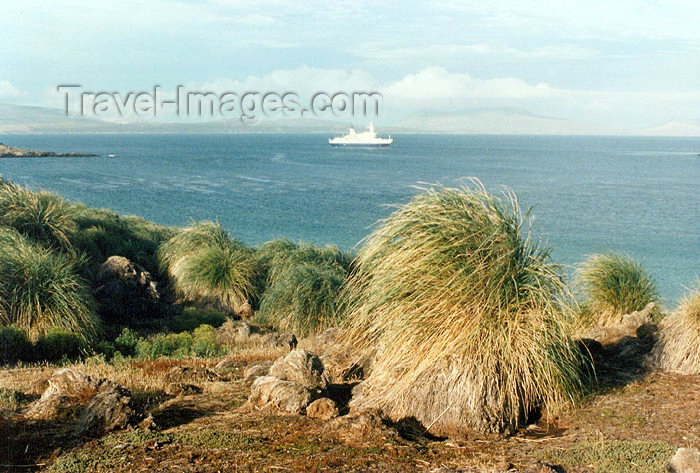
(0, 354, 698, 473)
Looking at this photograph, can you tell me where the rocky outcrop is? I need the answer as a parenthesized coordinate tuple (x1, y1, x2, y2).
(668, 448, 700, 473)
(215, 321, 296, 351)
(248, 376, 312, 414)
(242, 361, 274, 384)
(247, 350, 329, 414)
(93, 256, 160, 323)
(0, 143, 97, 158)
(260, 332, 298, 351)
(25, 368, 138, 436)
(269, 349, 327, 390)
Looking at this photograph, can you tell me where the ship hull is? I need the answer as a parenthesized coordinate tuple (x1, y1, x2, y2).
(329, 142, 391, 147)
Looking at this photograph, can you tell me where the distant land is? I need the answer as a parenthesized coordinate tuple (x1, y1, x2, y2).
(1, 103, 699, 136)
(0, 142, 97, 158)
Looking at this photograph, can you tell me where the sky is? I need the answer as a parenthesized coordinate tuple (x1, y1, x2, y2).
(0, 0, 699, 131)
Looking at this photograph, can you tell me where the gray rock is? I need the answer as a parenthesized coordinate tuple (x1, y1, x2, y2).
(269, 349, 327, 390)
(25, 368, 137, 436)
(242, 360, 273, 383)
(320, 408, 402, 447)
(668, 448, 700, 473)
(216, 320, 254, 347)
(248, 376, 312, 414)
(306, 397, 339, 420)
(93, 256, 159, 323)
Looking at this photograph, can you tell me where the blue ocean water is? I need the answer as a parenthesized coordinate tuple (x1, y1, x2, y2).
(0, 133, 698, 304)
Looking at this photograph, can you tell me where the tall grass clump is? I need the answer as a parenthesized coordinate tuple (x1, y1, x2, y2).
(576, 253, 658, 326)
(341, 182, 587, 436)
(0, 228, 99, 341)
(259, 263, 346, 337)
(158, 221, 261, 315)
(0, 181, 76, 249)
(653, 282, 700, 374)
(259, 240, 353, 286)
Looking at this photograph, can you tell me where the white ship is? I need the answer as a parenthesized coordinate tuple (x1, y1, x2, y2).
(328, 123, 393, 147)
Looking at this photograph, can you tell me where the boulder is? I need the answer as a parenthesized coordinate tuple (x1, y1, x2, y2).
(25, 368, 138, 436)
(163, 366, 219, 384)
(76, 384, 135, 436)
(269, 349, 327, 390)
(216, 320, 254, 347)
(248, 376, 312, 414)
(320, 350, 364, 384)
(242, 360, 274, 384)
(306, 397, 339, 420)
(320, 408, 402, 447)
(93, 256, 160, 323)
(584, 302, 657, 346)
(668, 448, 700, 473)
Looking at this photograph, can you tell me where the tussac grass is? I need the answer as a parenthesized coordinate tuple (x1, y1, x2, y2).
(576, 253, 658, 326)
(0, 228, 99, 342)
(0, 181, 77, 249)
(259, 263, 347, 337)
(158, 221, 262, 314)
(653, 281, 700, 374)
(342, 182, 588, 435)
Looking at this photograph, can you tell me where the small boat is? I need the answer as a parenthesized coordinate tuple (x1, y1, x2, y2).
(329, 123, 393, 147)
(107, 154, 116, 157)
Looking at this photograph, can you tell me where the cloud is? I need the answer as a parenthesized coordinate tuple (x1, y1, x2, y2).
(0, 80, 20, 99)
(383, 67, 557, 100)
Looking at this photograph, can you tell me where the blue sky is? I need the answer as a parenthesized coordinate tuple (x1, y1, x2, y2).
(1, 0, 698, 130)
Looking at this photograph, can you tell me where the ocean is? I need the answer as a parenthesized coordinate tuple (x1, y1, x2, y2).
(0, 133, 697, 304)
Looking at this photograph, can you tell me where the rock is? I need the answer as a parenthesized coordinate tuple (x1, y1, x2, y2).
(76, 384, 135, 436)
(320, 408, 402, 447)
(164, 383, 203, 396)
(248, 376, 312, 414)
(306, 398, 339, 420)
(269, 349, 327, 390)
(320, 350, 364, 384)
(260, 332, 298, 351)
(584, 302, 657, 346)
(242, 361, 274, 383)
(93, 256, 160, 323)
(25, 368, 138, 436)
(668, 448, 700, 473)
(163, 366, 219, 384)
(216, 320, 256, 347)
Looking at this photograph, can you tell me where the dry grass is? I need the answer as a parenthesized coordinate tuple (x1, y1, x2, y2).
(341, 182, 587, 436)
(653, 282, 700, 374)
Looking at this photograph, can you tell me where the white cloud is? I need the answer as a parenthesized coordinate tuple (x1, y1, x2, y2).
(0, 80, 20, 99)
(383, 67, 557, 100)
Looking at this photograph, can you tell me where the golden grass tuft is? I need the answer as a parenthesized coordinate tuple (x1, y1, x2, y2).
(341, 182, 587, 436)
(653, 282, 700, 374)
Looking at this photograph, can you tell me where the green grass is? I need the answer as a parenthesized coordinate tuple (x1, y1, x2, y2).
(158, 221, 262, 314)
(259, 240, 353, 286)
(576, 253, 658, 326)
(538, 440, 676, 473)
(0, 181, 77, 249)
(342, 182, 588, 435)
(0, 228, 99, 342)
(258, 263, 347, 337)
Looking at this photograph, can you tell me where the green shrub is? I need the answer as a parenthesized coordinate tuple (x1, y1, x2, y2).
(192, 324, 224, 357)
(0, 182, 76, 249)
(95, 340, 117, 359)
(0, 325, 32, 363)
(169, 307, 228, 332)
(136, 332, 193, 359)
(0, 228, 99, 341)
(259, 263, 346, 337)
(114, 327, 140, 356)
(262, 241, 353, 287)
(341, 183, 586, 435)
(158, 221, 262, 314)
(576, 253, 658, 326)
(34, 329, 84, 361)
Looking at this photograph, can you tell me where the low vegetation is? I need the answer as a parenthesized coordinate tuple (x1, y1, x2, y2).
(342, 182, 588, 435)
(576, 253, 658, 326)
(653, 281, 700, 374)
